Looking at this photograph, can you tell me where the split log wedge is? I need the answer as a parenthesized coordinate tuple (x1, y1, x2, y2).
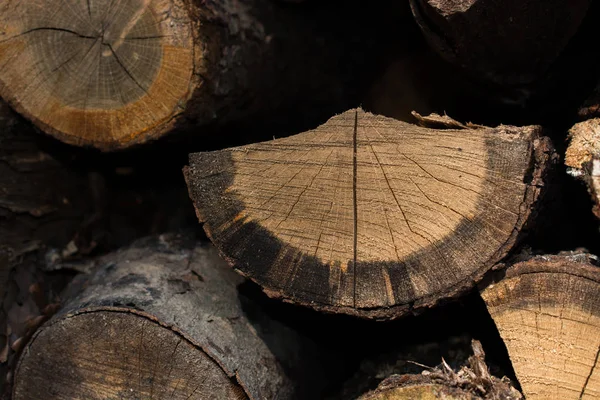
(12, 235, 326, 400)
(480, 253, 600, 400)
(185, 108, 553, 319)
(409, 0, 590, 89)
(566, 119, 600, 220)
(0, 0, 374, 149)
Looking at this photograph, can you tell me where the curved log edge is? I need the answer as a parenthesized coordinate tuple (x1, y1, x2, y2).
(358, 340, 522, 399)
(12, 234, 325, 400)
(408, 0, 590, 89)
(480, 253, 600, 399)
(185, 108, 555, 319)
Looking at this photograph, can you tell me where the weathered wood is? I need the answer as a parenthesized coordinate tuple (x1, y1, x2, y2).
(409, 0, 590, 92)
(566, 119, 600, 219)
(358, 341, 522, 399)
(185, 108, 553, 319)
(480, 253, 600, 400)
(0, 0, 402, 150)
(13, 235, 326, 400)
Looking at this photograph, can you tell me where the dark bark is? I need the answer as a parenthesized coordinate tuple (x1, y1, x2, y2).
(13, 235, 328, 400)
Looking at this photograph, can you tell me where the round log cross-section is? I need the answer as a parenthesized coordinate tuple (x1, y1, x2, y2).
(0, 0, 194, 148)
(185, 108, 553, 319)
(13, 235, 325, 399)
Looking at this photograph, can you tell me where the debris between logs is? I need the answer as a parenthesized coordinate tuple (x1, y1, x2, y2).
(480, 253, 600, 400)
(12, 235, 327, 400)
(185, 108, 554, 319)
(0, 0, 396, 150)
(0, 100, 90, 389)
(408, 0, 591, 93)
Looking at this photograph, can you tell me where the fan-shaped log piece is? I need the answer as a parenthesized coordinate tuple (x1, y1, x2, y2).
(408, 0, 590, 90)
(0, 0, 372, 149)
(185, 108, 552, 319)
(566, 119, 600, 219)
(12, 235, 325, 400)
(480, 253, 600, 400)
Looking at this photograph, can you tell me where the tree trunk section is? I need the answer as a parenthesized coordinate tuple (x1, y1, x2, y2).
(12, 234, 327, 400)
(185, 108, 554, 319)
(408, 0, 590, 96)
(480, 253, 600, 400)
(0, 0, 406, 150)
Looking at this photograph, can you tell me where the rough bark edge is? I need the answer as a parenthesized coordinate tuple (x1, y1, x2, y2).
(184, 119, 555, 320)
(13, 306, 248, 399)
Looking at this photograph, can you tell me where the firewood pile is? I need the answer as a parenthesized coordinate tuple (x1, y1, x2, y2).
(1, 1, 599, 399)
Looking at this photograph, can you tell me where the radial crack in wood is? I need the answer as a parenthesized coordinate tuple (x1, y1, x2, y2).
(13, 235, 325, 400)
(185, 108, 553, 319)
(408, 0, 591, 91)
(480, 253, 600, 400)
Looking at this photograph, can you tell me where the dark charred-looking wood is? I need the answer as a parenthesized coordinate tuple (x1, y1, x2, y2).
(409, 0, 590, 95)
(12, 235, 327, 400)
(358, 340, 522, 399)
(480, 253, 600, 399)
(566, 119, 600, 220)
(0, 100, 90, 393)
(185, 108, 553, 319)
(0, 0, 408, 149)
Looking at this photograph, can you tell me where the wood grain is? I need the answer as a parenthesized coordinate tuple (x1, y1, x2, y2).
(0, 0, 194, 148)
(186, 108, 552, 318)
(13, 235, 326, 400)
(481, 254, 600, 400)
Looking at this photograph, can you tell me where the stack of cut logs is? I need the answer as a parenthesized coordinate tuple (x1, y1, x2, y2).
(1, 0, 599, 399)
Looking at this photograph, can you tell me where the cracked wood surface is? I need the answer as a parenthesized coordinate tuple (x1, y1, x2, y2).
(0, 0, 194, 149)
(480, 254, 600, 400)
(13, 235, 325, 400)
(186, 108, 551, 319)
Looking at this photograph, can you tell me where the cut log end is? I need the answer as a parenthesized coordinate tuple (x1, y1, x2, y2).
(0, 0, 195, 149)
(359, 375, 477, 400)
(186, 108, 553, 319)
(480, 254, 600, 400)
(13, 309, 247, 400)
(566, 119, 600, 219)
(12, 235, 322, 400)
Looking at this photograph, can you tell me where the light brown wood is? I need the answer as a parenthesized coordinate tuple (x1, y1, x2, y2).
(480, 254, 600, 400)
(0, 0, 195, 148)
(12, 235, 326, 400)
(566, 118, 600, 219)
(186, 108, 553, 318)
